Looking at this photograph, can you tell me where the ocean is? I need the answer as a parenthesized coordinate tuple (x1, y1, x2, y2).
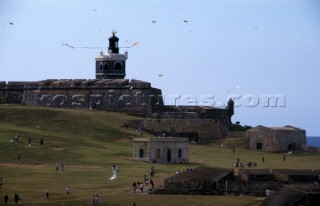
(307, 136, 320, 147)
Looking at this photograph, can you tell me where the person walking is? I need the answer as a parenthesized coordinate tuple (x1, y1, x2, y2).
(94, 195, 99, 205)
(66, 186, 71, 195)
(132, 182, 137, 193)
(40, 137, 44, 146)
(4, 194, 8, 205)
(14, 193, 20, 205)
(46, 189, 50, 199)
(150, 179, 154, 190)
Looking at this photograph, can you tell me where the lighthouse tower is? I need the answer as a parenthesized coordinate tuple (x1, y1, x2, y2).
(95, 32, 128, 79)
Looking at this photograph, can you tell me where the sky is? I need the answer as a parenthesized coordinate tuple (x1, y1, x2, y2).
(1, 0, 320, 136)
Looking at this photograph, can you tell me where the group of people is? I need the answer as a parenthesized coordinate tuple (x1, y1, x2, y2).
(12, 134, 44, 146)
(1, 176, 48, 205)
(92, 194, 99, 205)
(3, 193, 20, 205)
(132, 167, 156, 193)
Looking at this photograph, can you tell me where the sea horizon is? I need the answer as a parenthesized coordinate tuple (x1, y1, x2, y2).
(307, 136, 320, 147)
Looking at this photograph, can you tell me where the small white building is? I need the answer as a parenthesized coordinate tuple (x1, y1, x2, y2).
(133, 137, 189, 163)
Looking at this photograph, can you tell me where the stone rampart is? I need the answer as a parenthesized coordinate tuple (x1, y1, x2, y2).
(0, 79, 163, 114)
(127, 118, 227, 140)
(1, 79, 233, 140)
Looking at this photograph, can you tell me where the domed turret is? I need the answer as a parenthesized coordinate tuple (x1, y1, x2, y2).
(108, 31, 119, 54)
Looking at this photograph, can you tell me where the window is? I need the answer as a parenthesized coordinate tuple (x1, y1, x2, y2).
(139, 149, 144, 158)
(103, 62, 108, 71)
(99, 62, 103, 71)
(114, 62, 122, 71)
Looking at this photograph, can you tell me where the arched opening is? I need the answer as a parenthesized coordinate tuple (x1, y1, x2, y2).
(99, 62, 103, 71)
(114, 62, 122, 71)
(103, 62, 109, 71)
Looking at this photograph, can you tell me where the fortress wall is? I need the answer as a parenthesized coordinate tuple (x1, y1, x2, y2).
(0, 81, 6, 103)
(295, 144, 320, 154)
(22, 87, 157, 113)
(128, 119, 227, 139)
(0, 79, 163, 114)
(1, 81, 30, 104)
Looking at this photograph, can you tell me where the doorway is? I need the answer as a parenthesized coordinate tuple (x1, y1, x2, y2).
(167, 149, 172, 162)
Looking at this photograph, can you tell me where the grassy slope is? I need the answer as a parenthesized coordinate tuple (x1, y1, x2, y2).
(0, 105, 319, 206)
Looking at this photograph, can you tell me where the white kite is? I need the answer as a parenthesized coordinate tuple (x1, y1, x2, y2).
(109, 165, 118, 180)
(226, 85, 240, 93)
(109, 172, 117, 180)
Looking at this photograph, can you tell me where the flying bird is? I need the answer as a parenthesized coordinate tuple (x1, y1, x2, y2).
(152, 20, 157, 24)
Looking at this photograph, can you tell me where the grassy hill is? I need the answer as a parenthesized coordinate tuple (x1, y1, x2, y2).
(0, 105, 319, 206)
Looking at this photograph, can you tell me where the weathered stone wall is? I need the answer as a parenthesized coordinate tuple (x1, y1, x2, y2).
(128, 119, 227, 140)
(0, 79, 163, 114)
(274, 130, 306, 151)
(247, 126, 276, 151)
(293, 143, 320, 154)
(247, 126, 306, 152)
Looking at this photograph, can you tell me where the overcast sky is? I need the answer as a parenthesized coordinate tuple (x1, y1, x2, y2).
(1, 0, 319, 136)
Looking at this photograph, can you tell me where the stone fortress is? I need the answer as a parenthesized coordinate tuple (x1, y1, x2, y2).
(0, 32, 309, 152)
(0, 32, 235, 141)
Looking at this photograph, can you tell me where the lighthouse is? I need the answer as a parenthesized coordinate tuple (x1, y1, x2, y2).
(95, 32, 128, 79)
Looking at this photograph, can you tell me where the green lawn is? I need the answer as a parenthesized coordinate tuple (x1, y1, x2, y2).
(0, 105, 319, 206)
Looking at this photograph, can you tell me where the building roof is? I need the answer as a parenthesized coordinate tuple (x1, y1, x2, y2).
(133, 137, 189, 143)
(238, 169, 273, 176)
(164, 167, 233, 183)
(248, 125, 305, 131)
(262, 184, 320, 206)
(273, 169, 318, 176)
